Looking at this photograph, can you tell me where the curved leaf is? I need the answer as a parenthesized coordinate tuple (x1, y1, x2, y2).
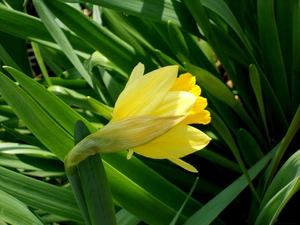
(0, 189, 43, 225)
(255, 150, 300, 225)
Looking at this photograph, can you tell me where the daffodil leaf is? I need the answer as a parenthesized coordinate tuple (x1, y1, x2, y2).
(42, 0, 148, 75)
(237, 129, 264, 168)
(31, 42, 52, 86)
(291, 4, 300, 115)
(0, 44, 21, 72)
(72, 120, 117, 225)
(48, 85, 101, 113)
(67, 121, 92, 225)
(210, 25, 249, 67)
(196, 149, 241, 173)
(255, 150, 300, 225)
(78, 153, 117, 225)
(249, 64, 270, 142)
(0, 4, 93, 55)
(102, 9, 147, 59)
(261, 106, 300, 190)
(0, 2, 32, 76)
(208, 108, 260, 203)
(154, 49, 185, 72)
(276, 0, 294, 82)
(170, 177, 199, 225)
(2, 125, 46, 149)
(87, 96, 114, 120)
(33, 0, 107, 99)
(183, 0, 286, 139)
(0, 142, 56, 159)
(167, 20, 190, 63)
(64, 0, 199, 36)
(184, 0, 236, 91)
(0, 166, 83, 223)
(257, 0, 290, 117)
(184, 146, 276, 225)
(116, 209, 141, 225)
(200, 0, 248, 48)
(0, 71, 73, 160)
(197, 39, 218, 72)
(3, 66, 96, 137)
(0, 189, 43, 225)
(39, 45, 74, 76)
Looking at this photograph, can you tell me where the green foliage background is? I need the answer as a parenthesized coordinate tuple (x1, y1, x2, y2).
(0, 0, 299, 224)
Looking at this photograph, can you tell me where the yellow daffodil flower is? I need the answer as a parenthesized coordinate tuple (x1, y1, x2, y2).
(65, 63, 211, 173)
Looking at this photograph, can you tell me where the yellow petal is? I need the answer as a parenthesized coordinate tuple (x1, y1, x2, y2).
(152, 91, 197, 117)
(169, 73, 202, 96)
(190, 85, 201, 96)
(131, 124, 211, 159)
(168, 157, 198, 173)
(181, 97, 211, 125)
(169, 73, 196, 92)
(124, 62, 144, 89)
(64, 115, 185, 169)
(181, 109, 211, 125)
(113, 65, 179, 121)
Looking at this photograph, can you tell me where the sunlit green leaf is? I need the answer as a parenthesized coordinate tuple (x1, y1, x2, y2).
(0, 189, 43, 225)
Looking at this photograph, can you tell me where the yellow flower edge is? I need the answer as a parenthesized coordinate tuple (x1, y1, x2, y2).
(64, 63, 211, 173)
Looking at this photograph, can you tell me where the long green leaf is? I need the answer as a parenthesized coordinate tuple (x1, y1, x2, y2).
(0, 166, 83, 223)
(48, 85, 113, 120)
(0, 189, 43, 225)
(101, 151, 202, 224)
(170, 178, 199, 225)
(183, 0, 236, 94)
(116, 209, 141, 225)
(31, 42, 52, 86)
(167, 20, 190, 63)
(185, 0, 288, 139)
(0, 1, 32, 76)
(33, 0, 106, 98)
(65, 0, 199, 36)
(208, 108, 260, 203)
(184, 145, 277, 225)
(292, 2, 300, 115)
(237, 129, 264, 167)
(249, 64, 270, 142)
(263, 106, 300, 189)
(276, 0, 294, 85)
(4, 66, 95, 137)
(0, 5, 93, 56)
(201, 0, 248, 47)
(43, 0, 148, 74)
(0, 44, 21, 72)
(102, 8, 147, 58)
(0, 143, 55, 159)
(0, 71, 73, 160)
(255, 150, 300, 225)
(257, 0, 290, 117)
(75, 121, 117, 225)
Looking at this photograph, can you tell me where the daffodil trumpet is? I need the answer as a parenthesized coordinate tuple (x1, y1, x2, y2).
(65, 63, 211, 173)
